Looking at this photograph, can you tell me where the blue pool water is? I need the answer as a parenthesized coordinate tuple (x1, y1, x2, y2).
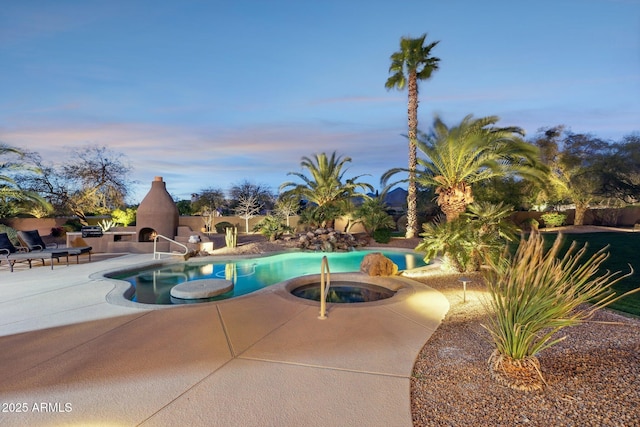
(111, 250, 426, 305)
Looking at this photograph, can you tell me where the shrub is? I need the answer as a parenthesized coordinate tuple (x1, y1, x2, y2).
(416, 202, 516, 272)
(417, 217, 480, 272)
(111, 208, 136, 226)
(51, 227, 65, 237)
(253, 215, 293, 241)
(481, 233, 637, 391)
(354, 198, 396, 235)
(215, 221, 235, 234)
(372, 228, 392, 243)
(63, 219, 83, 232)
(540, 212, 566, 228)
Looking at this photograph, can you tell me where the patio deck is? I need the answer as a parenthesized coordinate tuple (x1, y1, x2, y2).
(0, 253, 448, 426)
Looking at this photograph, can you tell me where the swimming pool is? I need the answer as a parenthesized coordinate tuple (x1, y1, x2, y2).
(110, 250, 426, 305)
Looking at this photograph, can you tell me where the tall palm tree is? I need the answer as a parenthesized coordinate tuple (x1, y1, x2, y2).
(385, 33, 440, 238)
(386, 115, 547, 222)
(279, 152, 373, 228)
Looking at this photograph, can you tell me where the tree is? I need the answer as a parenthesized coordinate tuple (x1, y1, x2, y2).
(354, 197, 395, 236)
(111, 207, 137, 226)
(599, 134, 640, 204)
(14, 151, 68, 215)
(0, 143, 51, 218)
(532, 127, 611, 225)
(18, 145, 132, 224)
(175, 200, 193, 216)
(190, 187, 226, 232)
(228, 180, 274, 213)
(384, 115, 546, 222)
(273, 194, 299, 228)
(235, 195, 261, 233)
(472, 177, 533, 211)
(385, 33, 440, 238)
(279, 152, 373, 228)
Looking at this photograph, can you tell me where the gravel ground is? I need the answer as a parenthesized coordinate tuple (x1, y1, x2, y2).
(207, 231, 640, 426)
(409, 273, 640, 427)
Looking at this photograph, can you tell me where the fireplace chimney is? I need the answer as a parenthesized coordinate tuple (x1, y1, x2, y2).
(136, 176, 179, 241)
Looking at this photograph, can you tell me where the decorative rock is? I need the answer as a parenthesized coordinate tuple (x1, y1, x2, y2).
(296, 227, 368, 252)
(360, 252, 398, 276)
(170, 279, 234, 300)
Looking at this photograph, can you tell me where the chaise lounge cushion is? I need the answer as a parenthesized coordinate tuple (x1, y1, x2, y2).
(0, 232, 21, 254)
(17, 230, 57, 251)
(0, 232, 50, 272)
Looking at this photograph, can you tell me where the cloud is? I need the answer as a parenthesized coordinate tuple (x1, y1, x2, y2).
(1, 119, 407, 202)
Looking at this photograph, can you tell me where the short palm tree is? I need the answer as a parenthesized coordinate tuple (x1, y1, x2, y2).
(279, 152, 373, 228)
(385, 33, 440, 238)
(388, 115, 546, 222)
(0, 144, 51, 217)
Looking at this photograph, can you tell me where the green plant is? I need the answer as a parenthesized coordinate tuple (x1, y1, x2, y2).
(111, 208, 136, 226)
(355, 198, 396, 236)
(50, 227, 65, 237)
(63, 219, 83, 232)
(417, 217, 479, 272)
(416, 202, 516, 272)
(482, 233, 637, 391)
(540, 211, 566, 227)
(225, 226, 237, 248)
(372, 228, 392, 243)
(253, 215, 293, 241)
(215, 221, 234, 234)
(279, 152, 373, 229)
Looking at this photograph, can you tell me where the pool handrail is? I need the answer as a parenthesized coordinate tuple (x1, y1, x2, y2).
(318, 255, 331, 319)
(153, 234, 188, 260)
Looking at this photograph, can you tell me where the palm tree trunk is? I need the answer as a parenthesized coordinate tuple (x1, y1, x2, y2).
(406, 72, 419, 238)
(574, 202, 588, 226)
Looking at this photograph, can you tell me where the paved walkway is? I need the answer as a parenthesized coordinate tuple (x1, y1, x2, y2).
(0, 253, 449, 426)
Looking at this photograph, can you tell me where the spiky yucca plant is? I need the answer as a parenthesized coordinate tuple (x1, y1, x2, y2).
(482, 233, 636, 391)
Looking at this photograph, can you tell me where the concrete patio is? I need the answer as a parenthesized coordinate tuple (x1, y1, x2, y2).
(0, 253, 449, 426)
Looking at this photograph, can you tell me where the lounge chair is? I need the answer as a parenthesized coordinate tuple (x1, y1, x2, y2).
(17, 229, 92, 264)
(0, 232, 68, 272)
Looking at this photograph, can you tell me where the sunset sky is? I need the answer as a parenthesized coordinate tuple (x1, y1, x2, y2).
(1, 0, 639, 202)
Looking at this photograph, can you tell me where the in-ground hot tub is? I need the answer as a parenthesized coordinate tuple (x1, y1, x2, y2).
(285, 273, 408, 304)
(292, 281, 395, 303)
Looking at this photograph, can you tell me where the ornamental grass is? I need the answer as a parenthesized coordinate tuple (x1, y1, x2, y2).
(481, 232, 637, 391)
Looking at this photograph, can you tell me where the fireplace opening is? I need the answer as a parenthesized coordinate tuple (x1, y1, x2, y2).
(139, 227, 157, 242)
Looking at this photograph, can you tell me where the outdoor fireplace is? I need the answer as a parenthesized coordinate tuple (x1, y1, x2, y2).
(136, 176, 179, 242)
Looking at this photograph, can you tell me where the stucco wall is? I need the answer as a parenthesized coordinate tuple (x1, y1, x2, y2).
(0, 217, 69, 236)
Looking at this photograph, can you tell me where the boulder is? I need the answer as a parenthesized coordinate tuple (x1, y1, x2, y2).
(360, 252, 398, 276)
(295, 228, 367, 252)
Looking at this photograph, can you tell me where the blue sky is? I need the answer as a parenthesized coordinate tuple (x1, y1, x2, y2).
(1, 0, 639, 203)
